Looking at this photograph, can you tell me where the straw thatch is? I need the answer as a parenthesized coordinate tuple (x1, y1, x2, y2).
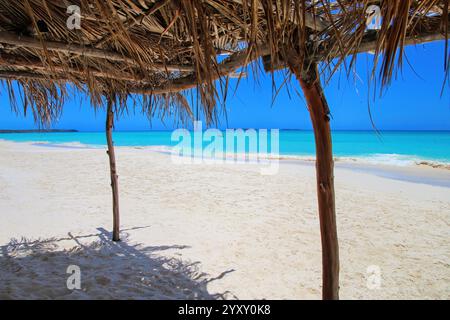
(0, 0, 447, 125)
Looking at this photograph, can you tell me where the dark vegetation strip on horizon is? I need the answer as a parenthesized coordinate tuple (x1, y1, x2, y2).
(0, 129, 78, 133)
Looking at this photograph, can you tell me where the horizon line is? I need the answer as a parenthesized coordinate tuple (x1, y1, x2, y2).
(2, 129, 450, 133)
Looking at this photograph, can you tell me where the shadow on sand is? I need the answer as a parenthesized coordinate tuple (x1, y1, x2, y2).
(0, 227, 235, 299)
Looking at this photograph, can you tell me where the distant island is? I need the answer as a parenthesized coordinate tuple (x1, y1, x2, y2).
(0, 129, 78, 134)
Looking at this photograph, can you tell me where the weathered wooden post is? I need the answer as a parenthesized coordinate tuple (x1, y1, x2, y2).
(289, 59, 340, 300)
(106, 95, 120, 242)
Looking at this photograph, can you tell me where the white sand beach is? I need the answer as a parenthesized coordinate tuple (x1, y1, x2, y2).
(0, 140, 449, 299)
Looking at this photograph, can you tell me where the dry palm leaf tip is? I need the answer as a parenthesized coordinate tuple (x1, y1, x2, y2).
(0, 0, 448, 125)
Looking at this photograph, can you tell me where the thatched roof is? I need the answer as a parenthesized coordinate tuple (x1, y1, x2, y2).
(0, 0, 448, 125)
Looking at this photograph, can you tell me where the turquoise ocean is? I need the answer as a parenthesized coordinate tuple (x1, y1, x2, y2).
(1, 130, 449, 166)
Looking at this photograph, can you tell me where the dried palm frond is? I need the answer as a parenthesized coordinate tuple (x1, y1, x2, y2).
(0, 0, 447, 126)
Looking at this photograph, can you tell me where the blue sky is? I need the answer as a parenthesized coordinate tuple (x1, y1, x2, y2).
(0, 40, 449, 131)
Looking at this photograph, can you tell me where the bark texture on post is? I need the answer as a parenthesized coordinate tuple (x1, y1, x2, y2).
(290, 60, 340, 300)
(106, 96, 120, 242)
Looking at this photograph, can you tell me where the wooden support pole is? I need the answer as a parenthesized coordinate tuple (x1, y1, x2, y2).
(0, 28, 445, 94)
(0, 55, 146, 83)
(0, 31, 194, 72)
(290, 60, 340, 300)
(106, 95, 120, 242)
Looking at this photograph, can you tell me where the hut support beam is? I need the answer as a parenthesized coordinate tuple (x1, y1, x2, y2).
(106, 96, 120, 242)
(0, 28, 445, 94)
(0, 31, 194, 72)
(290, 61, 339, 300)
